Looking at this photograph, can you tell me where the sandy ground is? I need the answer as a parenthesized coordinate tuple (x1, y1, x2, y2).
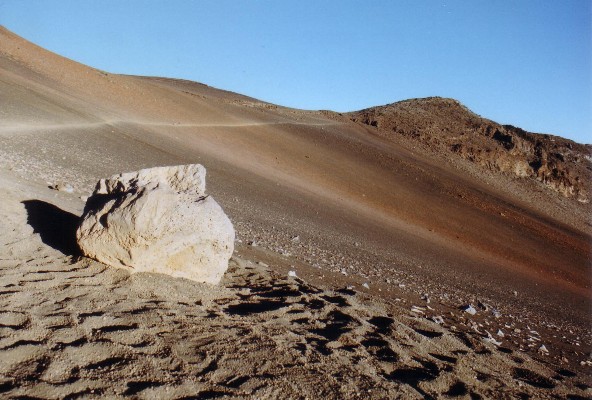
(0, 26, 591, 398)
(0, 171, 590, 399)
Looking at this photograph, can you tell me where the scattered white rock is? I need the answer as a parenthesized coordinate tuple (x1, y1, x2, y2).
(76, 164, 234, 284)
(497, 329, 505, 337)
(484, 331, 502, 346)
(51, 182, 74, 193)
(410, 306, 425, 315)
(432, 316, 444, 324)
(464, 305, 477, 315)
(538, 344, 549, 354)
(291, 235, 300, 243)
(288, 270, 297, 278)
(362, 282, 370, 289)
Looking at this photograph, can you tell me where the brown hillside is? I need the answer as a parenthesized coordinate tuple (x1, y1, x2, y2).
(0, 26, 590, 398)
(349, 97, 592, 202)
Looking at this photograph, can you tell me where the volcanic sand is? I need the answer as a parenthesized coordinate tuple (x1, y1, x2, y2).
(0, 26, 590, 398)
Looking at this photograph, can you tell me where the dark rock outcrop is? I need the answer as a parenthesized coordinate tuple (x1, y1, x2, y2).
(349, 97, 591, 203)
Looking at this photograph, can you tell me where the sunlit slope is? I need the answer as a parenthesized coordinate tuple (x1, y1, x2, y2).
(1, 26, 589, 326)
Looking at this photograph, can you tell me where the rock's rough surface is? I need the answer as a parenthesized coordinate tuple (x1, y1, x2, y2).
(76, 164, 234, 284)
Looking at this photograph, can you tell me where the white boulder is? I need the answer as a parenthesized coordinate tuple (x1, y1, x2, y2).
(76, 164, 234, 284)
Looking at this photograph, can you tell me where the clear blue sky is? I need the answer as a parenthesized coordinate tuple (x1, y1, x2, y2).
(1, 0, 590, 143)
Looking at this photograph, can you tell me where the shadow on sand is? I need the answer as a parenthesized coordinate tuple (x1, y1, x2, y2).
(22, 200, 81, 256)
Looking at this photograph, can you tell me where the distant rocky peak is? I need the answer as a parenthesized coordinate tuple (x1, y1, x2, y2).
(348, 98, 591, 203)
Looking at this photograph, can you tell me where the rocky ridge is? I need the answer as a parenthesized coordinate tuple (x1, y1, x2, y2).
(349, 97, 592, 203)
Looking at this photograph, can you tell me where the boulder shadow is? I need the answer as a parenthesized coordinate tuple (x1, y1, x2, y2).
(22, 200, 81, 256)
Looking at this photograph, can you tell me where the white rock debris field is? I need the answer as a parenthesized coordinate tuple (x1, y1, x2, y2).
(76, 164, 235, 284)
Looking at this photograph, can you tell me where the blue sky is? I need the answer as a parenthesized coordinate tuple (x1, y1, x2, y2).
(1, 1, 590, 143)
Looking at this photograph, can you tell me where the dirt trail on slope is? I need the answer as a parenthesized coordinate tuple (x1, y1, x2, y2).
(0, 119, 339, 135)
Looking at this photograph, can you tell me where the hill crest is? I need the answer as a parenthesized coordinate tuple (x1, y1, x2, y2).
(348, 97, 591, 202)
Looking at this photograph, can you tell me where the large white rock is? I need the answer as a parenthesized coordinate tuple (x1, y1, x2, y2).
(76, 164, 234, 284)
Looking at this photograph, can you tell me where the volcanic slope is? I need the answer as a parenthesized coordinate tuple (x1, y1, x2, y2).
(0, 26, 590, 398)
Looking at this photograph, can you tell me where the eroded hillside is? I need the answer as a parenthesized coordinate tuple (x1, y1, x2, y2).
(349, 97, 592, 203)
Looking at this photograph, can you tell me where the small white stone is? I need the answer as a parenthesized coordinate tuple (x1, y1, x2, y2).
(410, 306, 425, 315)
(484, 331, 502, 346)
(288, 270, 297, 277)
(52, 182, 74, 193)
(464, 305, 477, 315)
